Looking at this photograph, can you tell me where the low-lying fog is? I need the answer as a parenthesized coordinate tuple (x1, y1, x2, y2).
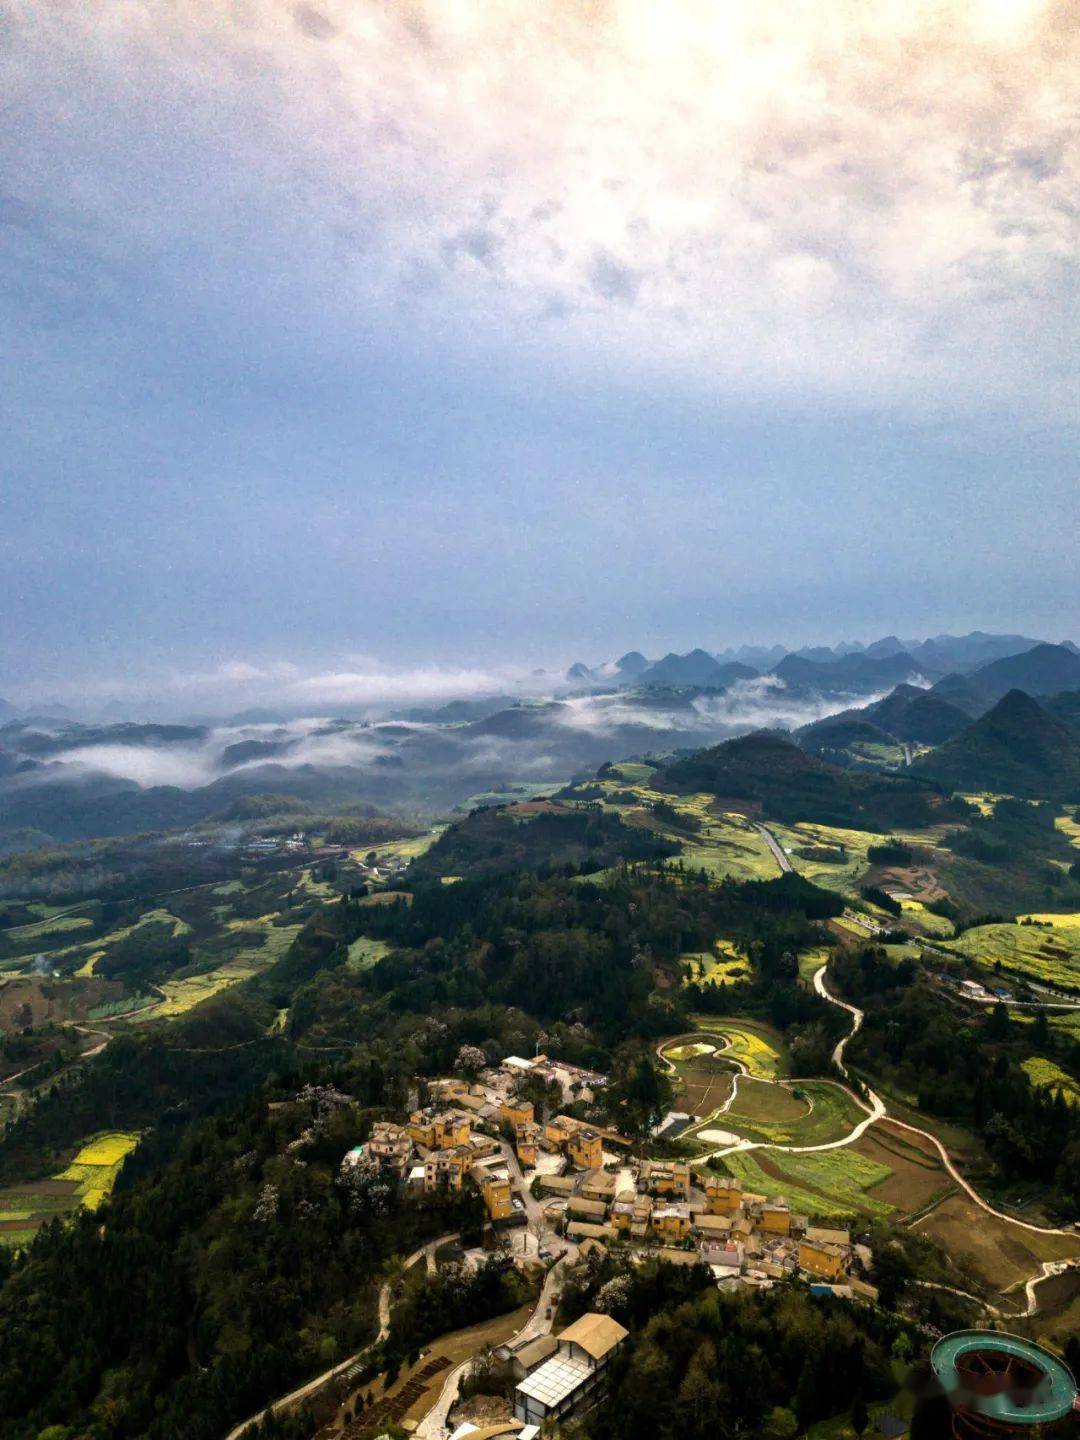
(1, 677, 879, 828)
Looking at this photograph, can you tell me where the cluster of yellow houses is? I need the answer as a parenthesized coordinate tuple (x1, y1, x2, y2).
(543, 1163, 872, 1293)
(342, 1059, 874, 1298)
(344, 1106, 516, 1221)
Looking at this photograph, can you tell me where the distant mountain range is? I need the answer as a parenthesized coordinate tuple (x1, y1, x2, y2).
(565, 631, 1078, 703)
(3, 629, 1078, 853)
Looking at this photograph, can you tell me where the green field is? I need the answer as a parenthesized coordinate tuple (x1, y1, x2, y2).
(347, 935, 391, 971)
(1021, 1056, 1080, 1105)
(941, 920, 1080, 988)
(719, 1144, 893, 1222)
(682, 938, 753, 987)
(0, 1130, 139, 1247)
(722, 1079, 867, 1146)
(566, 776, 783, 882)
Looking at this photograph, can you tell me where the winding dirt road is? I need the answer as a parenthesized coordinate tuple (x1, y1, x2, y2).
(223, 1231, 459, 1440)
(660, 957, 1078, 1310)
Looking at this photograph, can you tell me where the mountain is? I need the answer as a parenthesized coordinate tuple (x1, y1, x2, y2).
(966, 643, 1080, 700)
(771, 649, 929, 695)
(928, 672, 995, 717)
(864, 635, 906, 659)
(638, 649, 728, 687)
(1043, 690, 1080, 736)
(0, 698, 18, 721)
(720, 644, 789, 669)
(659, 729, 961, 829)
(928, 643, 1080, 718)
(613, 651, 649, 677)
(908, 631, 1043, 675)
(912, 689, 1080, 799)
(863, 684, 971, 744)
(566, 662, 593, 682)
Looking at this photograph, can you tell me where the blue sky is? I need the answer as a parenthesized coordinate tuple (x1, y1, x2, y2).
(1, 0, 1077, 708)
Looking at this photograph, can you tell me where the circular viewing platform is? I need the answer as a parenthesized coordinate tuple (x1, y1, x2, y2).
(931, 1330, 1078, 1435)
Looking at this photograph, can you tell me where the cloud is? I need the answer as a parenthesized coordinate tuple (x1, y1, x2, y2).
(2, 0, 1077, 415)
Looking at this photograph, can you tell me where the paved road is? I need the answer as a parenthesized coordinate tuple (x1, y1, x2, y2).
(416, 1239, 576, 1439)
(754, 822, 792, 874)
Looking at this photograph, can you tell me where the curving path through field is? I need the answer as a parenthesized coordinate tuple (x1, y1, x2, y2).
(662, 960, 1078, 1310)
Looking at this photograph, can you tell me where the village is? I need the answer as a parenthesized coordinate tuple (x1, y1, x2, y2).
(345, 1050, 877, 1295)
(339, 1048, 879, 1437)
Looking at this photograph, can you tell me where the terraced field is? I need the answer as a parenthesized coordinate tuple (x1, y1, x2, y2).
(0, 1130, 139, 1247)
(719, 1146, 893, 1222)
(722, 1080, 868, 1147)
(569, 776, 782, 882)
(941, 920, 1080, 988)
(690, 1018, 787, 1078)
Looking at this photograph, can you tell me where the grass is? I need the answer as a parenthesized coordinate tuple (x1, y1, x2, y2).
(356, 830, 446, 867)
(898, 898, 955, 937)
(723, 1080, 867, 1146)
(940, 921, 1080, 989)
(691, 1018, 786, 1078)
(798, 946, 830, 982)
(1021, 1056, 1080, 1105)
(347, 936, 391, 971)
(1054, 812, 1080, 848)
(608, 762, 659, 783)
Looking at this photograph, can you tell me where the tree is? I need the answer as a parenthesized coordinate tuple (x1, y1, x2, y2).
(985, 1002, 1009, 1041)
(851, 1391, 869, 1438)
(453, 1044, 487, 1081)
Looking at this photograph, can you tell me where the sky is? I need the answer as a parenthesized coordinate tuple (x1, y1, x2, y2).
(1, 0, 1077, 708)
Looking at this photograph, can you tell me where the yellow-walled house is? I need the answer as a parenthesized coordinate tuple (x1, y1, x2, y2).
(652, 1204, 692, 1242)
(705, 1175, 743, 1215)
(760, 1201, 791, 1235)
(409, 1108, 472, 1150)
(500, 1098, 535, 1129)
(477, 1170, 514, 1221)
(568, 1130, 603, 1171)
(799, 1238, 845, 1280)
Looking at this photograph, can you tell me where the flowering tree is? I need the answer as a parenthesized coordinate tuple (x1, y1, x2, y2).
(453, 1044, 487, 1081)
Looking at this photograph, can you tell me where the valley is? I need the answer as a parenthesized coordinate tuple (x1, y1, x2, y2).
(1, 631, 1079, 1440)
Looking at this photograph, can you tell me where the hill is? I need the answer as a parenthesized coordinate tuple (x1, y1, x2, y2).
(913, 690, 1080, 799)
(863, 684, 971, 744)
(968, 642, 1080, 700)
(407, 800, 679, 880)
(930, 644, 1080, 718)
(795, 713, 897, 759)
(659, 729, 958, 829)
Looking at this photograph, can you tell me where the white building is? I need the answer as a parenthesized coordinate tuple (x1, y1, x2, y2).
(513, 1313, 628, 1429)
